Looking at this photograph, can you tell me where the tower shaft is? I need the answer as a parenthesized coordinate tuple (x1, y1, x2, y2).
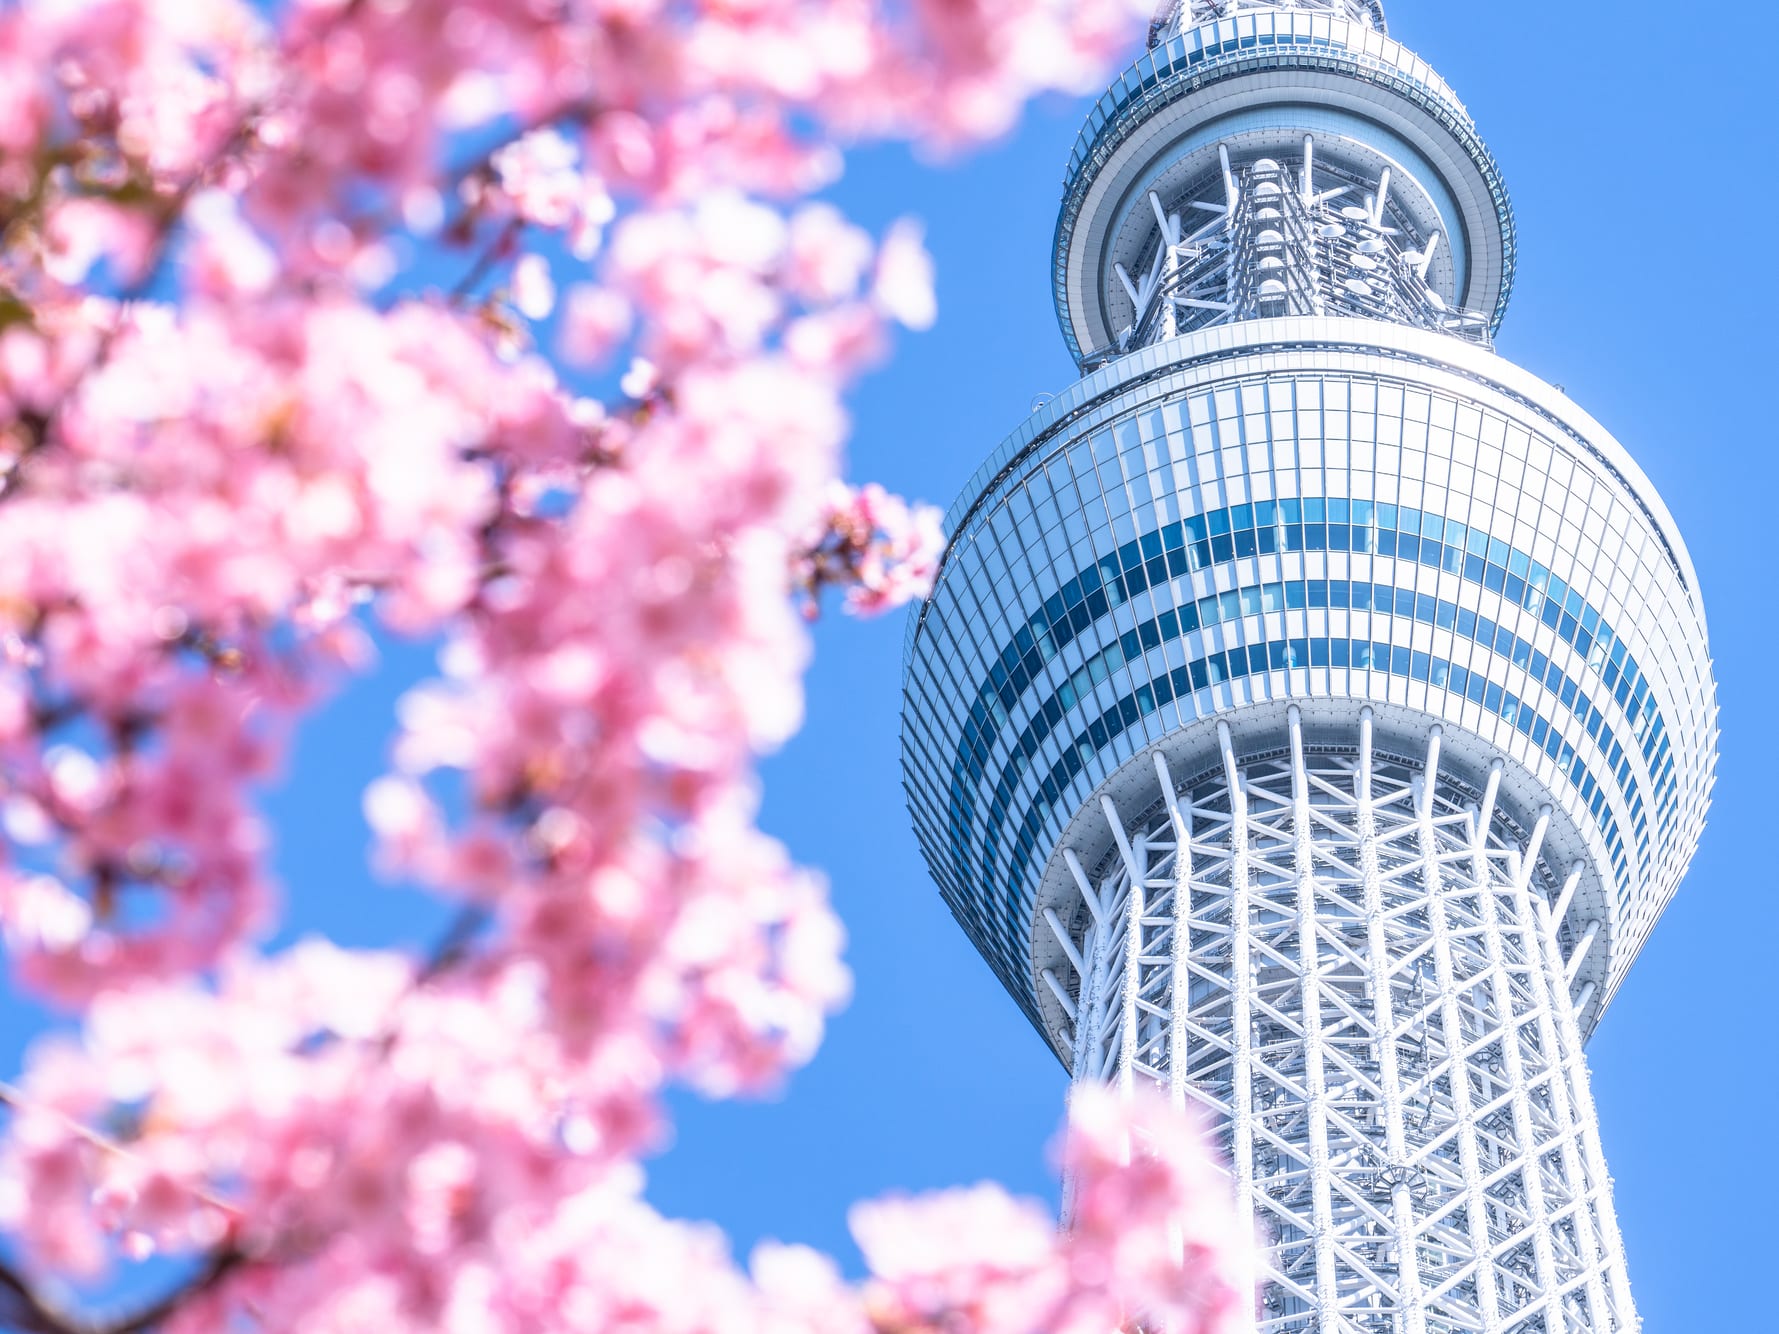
(1060, 714, 1631, 1331)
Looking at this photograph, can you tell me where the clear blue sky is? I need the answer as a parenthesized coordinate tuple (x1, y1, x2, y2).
(4, 1, 1773, 1327)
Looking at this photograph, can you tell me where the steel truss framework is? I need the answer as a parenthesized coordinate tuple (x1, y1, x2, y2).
(1113, 151, 1487, 356)
(1048, 708, 1632, 1333)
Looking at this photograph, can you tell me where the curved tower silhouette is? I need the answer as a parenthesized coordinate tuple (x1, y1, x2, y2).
(900, 2, 1718, 1330)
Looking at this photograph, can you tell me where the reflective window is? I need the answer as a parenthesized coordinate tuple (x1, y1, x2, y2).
(904, 367, 1707, 1009)
(988, 633, 1635, 918)
(942, 495, 1672, 890)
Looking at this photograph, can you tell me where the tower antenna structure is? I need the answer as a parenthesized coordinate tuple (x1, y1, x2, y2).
(901, 3, 1717, 1330)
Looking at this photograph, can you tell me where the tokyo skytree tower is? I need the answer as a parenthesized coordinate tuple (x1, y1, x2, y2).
(899, 2, 1718, 1331)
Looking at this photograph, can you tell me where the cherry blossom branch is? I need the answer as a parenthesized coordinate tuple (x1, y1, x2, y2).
(415, 903, 493, 986)
(0, 1258, 67, 1334)
(0, 1247, 241, 1334)
(447, 217, 524, 305)
(0, 3, 1264, 1330)
(0, 904, 492, 1333)
(795, 483, 945, 618)
(0, 1082, 244, 1225)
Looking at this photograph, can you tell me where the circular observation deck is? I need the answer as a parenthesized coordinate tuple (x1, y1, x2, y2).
(1149, 1, 1390, 44)
(900, 319, 1716, 1059)
(1053, 8, 1514, 366)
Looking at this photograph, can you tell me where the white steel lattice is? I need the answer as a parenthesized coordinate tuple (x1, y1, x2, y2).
(1113, 153, 1487, 355)
(1050, 708, 1633, 1333)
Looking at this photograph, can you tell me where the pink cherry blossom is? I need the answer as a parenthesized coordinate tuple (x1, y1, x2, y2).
(797, 482, 946, 618)
(873, 220, 939, 331)
(486, 128, 617, 260)
(558, 283, 634, 367)
(787, 205, 876, 304)
(1062, 1084, 1257, 1334)
(511, 253, 557, 320)
(852, 1085, 1252, 1334)
(41, 199, 158, 288)
(0, 1, 1254, 1329)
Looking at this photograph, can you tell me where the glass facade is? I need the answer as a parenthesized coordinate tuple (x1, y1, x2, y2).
(968, 581, 1648, 912)
(944, 503, 1677, 890)
(902, 322, 1715, 1032)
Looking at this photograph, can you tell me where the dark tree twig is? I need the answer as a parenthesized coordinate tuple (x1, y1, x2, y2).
(0, 1248, 243, 1334)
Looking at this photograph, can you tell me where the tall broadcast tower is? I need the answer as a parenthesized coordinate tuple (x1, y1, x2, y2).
(900, 2, 1718, 1330)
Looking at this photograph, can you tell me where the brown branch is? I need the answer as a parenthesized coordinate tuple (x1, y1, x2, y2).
(0, 1248, 243, 1334)
(447, 217, 525, 306)
(430, 95, 600, 308)
(0, 1258, 72, 1334)
(86, 1248, 244, 1334)
(416, 902, 491, 987)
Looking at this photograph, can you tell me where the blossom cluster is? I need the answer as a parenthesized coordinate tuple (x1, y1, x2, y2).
(0, 0, 1253, 1328)
(795, 480, 945, 618)
(854, 1086, 1252, 1334)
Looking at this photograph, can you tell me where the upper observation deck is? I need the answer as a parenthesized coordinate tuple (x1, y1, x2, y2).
(1053, 3, 1513, 366)
(900, 319, 1717, 1044)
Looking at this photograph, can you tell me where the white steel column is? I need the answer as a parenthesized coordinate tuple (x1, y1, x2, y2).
(1158, 751, 1195, 1109)
(1464, 763, 1571, 1330)
(1107, 794, 1146, 1096)
(1530, 882, 1636, 1329)
(1512, 857, 1614, 1333)
(1285, 708, 1339, 1325)
(1220, 720, 1261, 1283)
(1413, 726, 1505, 1325)
(1355, 709, 1428, 1334)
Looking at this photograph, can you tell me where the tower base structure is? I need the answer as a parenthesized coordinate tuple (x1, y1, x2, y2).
(1054, 704, 1631, 1332)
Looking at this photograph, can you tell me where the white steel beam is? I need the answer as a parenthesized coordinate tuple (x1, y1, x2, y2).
(1218, 719, 1259, 1262)
(1064, 847, 1107, 926)
(1043, 967, 1078, 1021)
(1417, 229, 1442, 280)
(1565, 919, 1603, 984)
(1573, 980, 1597, 1015)
(1414, 722, 1504, 1327)
(1286, 707, 1340, 1326)
(1551, 861, 1586, 925)
(1371, 167, 1392, 227)
(1045, 906, 1087, 977)
(1150, 189, 1182, 247)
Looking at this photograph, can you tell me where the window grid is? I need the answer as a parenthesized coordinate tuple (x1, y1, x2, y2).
(943, 497, 1674, 876)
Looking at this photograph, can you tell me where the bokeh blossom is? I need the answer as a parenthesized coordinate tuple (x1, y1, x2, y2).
(0, 0, 1250, 1328)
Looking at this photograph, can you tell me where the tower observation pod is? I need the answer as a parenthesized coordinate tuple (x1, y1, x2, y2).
(899, 2, 1718, 1331)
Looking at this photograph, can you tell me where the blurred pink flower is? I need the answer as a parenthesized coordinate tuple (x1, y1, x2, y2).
(0, 0, 1214, 1326)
